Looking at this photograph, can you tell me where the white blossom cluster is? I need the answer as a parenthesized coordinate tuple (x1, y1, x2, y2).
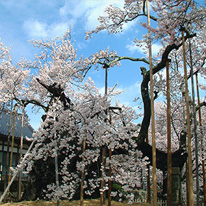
(23, 78, 147, 200)
(0, 0, 205, 202)
(0, 30, 148, 201)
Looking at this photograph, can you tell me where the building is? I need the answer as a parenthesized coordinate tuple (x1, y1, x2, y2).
(0, 110, 34, 191)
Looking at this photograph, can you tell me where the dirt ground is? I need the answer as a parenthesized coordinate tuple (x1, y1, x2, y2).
(1, 199, 151, 206)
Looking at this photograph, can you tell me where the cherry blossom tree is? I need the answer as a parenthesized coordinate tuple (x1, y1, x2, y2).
(0, 31, 148, 202)
(85, 0, 206, 203)
(0, 0, 205, 204)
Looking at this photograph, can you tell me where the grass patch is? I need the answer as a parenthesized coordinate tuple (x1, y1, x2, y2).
(1, 199, 151, 205)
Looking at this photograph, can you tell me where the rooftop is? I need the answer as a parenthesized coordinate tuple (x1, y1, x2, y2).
(0, 111, 34, 139)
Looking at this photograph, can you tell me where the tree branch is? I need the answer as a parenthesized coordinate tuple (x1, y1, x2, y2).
(132, 32, 197, 172)
(196, 101, 206, 111)
(106, 56, 149, 67)
(14, 97, 48, 112)
(36, 78, 73, 109)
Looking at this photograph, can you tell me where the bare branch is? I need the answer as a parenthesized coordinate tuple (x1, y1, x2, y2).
(106, 56, 149, 67)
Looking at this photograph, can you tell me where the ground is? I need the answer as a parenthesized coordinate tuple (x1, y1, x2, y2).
(1, 199, 151, 206)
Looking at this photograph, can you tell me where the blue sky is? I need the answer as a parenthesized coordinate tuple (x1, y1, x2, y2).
(0, 0, 162, 130)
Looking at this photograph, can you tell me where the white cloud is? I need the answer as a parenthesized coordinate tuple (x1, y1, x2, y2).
(126, 42, 162, 56)
(84, 5, 106, 30)
(23, 20, 71, 39)
(152, 43, 162, 55)
(50, 23, 71, 38)
(121, 18, 138, 33)
(23, 20, 47, 39)
(112, 82, 143, 118)
(59, 0, 129, 31)
(98, 81, 141, 107)
(99, 87, 106, 96)
(126, 43, 143, 54)
(110, 82, 141, 107)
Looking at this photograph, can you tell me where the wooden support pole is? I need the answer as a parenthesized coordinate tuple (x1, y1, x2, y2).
(4, 100, 13, 190)
(8, 104, 18, 187)
(0, 137, 37, 203)
(18, 104, 25, 201)
(100, 147, 105, 206)
(182, 29, 194, 206)
(146, 0, 157, 205)
(166, 60, 172, 206)
(108, 113, 112, 206)
(80, 136, 86, 206)
(53, 110, 60, 206)
(146, 134, 151, 204)
(55, 141, 60, 206)
(196, 73, 206, 206)
(105, 66, 108, 96)
(100, 65, 109, 206)
(185, 160, 189, 206)
(189, 40, 199, 206)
